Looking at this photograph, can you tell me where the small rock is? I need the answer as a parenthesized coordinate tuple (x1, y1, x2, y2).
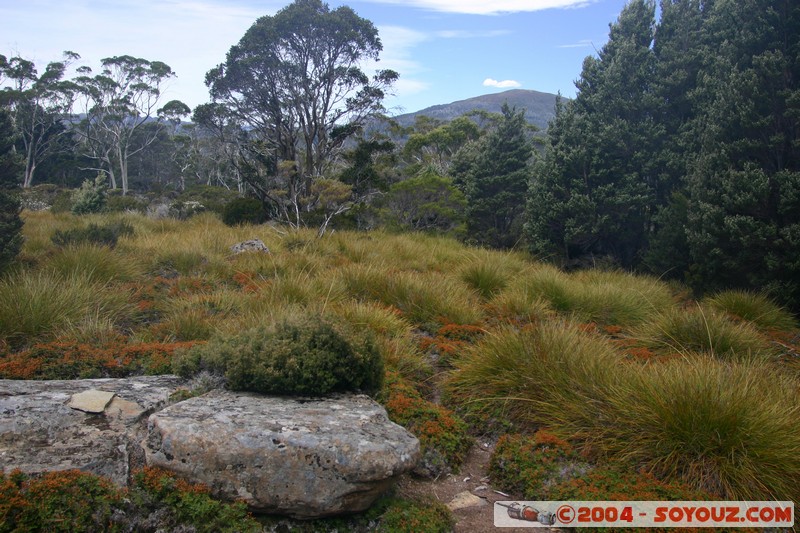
(447, 491, 488, 511)
(463, 476, 471, 482)
(68, 390, 116, 413)
(473, 485, 488, 492)
(230, 239, 270, 254)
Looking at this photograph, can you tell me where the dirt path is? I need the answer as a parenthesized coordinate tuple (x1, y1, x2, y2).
(396, 441, 550, 533)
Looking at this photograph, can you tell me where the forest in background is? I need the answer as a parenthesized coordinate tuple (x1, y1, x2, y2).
(1, 0, 799, 311)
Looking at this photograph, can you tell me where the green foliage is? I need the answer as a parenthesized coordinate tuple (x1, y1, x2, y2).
(608, 357, 800, 501)
(177, 184, 241, 214)
(380, 371, 472, 476)
(131, 467, 260, 533)
(376, 498, 454, 533)
(526, 0, 658, 267)
(448, 320, 800, 500)
(104, 192, 147, 213)
(174, 314, 384, 396)
(51, 220, 134, 248)
(489, 431, 585, 499)
(380, 172, 466, 236)
(0, 469, 123, 533)
(70, 174, 107, 215)
(455, 103, 531, 248)
(548, 466, 710, 501)
(221, 197, 266, 226)
(48, 244, 143, 284)
(0, 107, 23, 275)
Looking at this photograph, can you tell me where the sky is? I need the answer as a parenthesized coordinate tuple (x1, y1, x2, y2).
(1, 0, 631, 116)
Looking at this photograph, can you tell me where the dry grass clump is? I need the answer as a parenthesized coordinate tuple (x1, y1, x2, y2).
(0, 270, 133, 348)
(609, 357, 800, 501)
(634, 306, 777, 359)
(704, 289, 798, 332)
(48, 244, 144, 284)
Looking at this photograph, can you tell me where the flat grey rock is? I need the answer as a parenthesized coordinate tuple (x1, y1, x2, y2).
(144, 391, 420, 518)
(0, 376, 188, 485)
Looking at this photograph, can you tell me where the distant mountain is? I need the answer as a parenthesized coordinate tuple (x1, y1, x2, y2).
(389, 89, 561, 130)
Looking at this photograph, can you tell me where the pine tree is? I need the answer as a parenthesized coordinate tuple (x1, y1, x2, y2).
(456, 104, 531, 248)
(684, 0, 800, 307)
(526, 0, 659, 267)
(644, 0, 712, 275)
(0, 107, 23, 273)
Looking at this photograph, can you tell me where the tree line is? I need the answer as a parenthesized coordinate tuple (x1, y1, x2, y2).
(1, 0, 798, 309)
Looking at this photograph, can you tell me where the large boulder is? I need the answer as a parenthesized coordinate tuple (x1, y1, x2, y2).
(144, 391, 420, 518)
(0, 376, 187, 485)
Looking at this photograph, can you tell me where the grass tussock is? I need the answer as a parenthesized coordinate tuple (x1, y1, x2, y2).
(634, 306, 777, 359)
(0, 270, 133, 349)
(610, 357, 800, 501)
(7, 210, 800, 504)
(48, 244, 144, 284)
(704, 289, 798, 332)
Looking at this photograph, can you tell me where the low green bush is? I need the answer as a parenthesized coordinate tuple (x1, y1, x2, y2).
(0, 469, 123, 532)
(71, 175, 107, 215)
(377, 497, 454, 533)
(51, 221, 134, 249)
(221, 197, 266, 226)
(174, 314, 383, 396)
(489, 431, 587, 499)
(105, 193, 147, 213)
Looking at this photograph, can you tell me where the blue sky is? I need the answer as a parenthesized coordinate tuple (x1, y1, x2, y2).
(1, 0, 630, 115)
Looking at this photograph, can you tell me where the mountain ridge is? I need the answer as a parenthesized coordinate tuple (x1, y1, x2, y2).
(389, 89, 560, 130)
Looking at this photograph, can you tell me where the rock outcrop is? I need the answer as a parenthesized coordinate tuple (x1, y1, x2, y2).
(0, 376, 186, 486)
(144, 391, 420, 518)
(0, 378, 420, 519)
(230, 239, 270, 254)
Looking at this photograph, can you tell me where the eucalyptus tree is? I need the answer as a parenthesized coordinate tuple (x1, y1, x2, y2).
(202, 0, 397, 229)
(0, 51, 79, 188)
(73, 55, 189, 194)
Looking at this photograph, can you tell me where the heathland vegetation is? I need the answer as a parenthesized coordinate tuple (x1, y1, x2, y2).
(1, 0, 799, 529)
(0, 210, 798, 525)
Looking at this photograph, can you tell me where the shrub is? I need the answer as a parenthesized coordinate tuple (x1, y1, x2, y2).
(379, 371, 472, 477)
(51, 220, 134, 249)
(221, 197, 266, 226)
(130, 467, 260, 533)
(105, 193, 147, 213)
(70, 174, 107, 215)
(634, 306, 777, 359)
(177, 184, 241, 214)
(704, 289, 798, 332)
(0, 469, 123, 532)
(377, 498, 454, 533)
(169, 200, 206, 220)
(489, 431, 587, 499)
(0, 188, 22, 275)
(174, 315, 384, 396)
(0, 340, 198, 379)
(548, 466, 711, 501)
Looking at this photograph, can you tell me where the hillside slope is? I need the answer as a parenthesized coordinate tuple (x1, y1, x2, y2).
(390, 89, 560, 130)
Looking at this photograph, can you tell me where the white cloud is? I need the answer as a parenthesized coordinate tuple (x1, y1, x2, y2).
(361, 0, 595, 15)
(483, 78, 521, 88)
(363, 25, 430, 106)
(558, 39, 595, 48)
(0, 0, 273, 109)
(436, 30, 512, 38)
